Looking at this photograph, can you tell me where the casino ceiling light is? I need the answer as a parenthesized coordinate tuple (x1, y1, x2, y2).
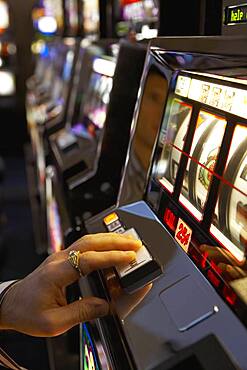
(93, 58, 116, 78)
(38, 16, 57, 34)
(0, 71, 15, 95)
(0, 0, 9, 31)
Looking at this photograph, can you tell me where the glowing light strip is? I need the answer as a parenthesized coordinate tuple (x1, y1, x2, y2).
(159, 178, 173, 193)
(188, 70, 247, 86)
(179, 193, 203, 221)
(92, 58, 116, 77)
(175, 75, 247, 119)
(210, 224, 245, 263)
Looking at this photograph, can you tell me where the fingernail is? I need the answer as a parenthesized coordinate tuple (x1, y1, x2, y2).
(126, 251, 136, 259)
(135, 240, 142, 249)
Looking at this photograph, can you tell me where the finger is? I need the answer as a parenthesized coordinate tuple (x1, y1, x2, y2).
(80, 250, 136, 275)
(199, 245, 233, 264)
(218, 263, 246, 279)
(48, 250, 136, 288)
(69, 233, 142, 253)
(44, 297, 109, 336)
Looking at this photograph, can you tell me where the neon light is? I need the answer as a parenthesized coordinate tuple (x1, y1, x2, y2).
(92, 58, 116, 78)
(223, 285, 237, 306)
(163, 208, 177, 231)
(210, 224, 245, 263)
(159, 178, 173, 193)
(207, 269, 221, 288)
(179, 193, 202, 221)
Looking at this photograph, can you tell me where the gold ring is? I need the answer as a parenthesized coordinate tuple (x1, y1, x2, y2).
(68, 250, 83, 277)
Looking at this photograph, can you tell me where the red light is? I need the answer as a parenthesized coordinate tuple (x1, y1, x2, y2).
(200, 251, 208, 269)
(164, 208, 177, 231)
(210, 261, 222, 275)
(207, 269, 221, 288)
(223, 285, 237, 306)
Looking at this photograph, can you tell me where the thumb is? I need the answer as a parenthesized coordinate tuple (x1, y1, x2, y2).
(49, 297, 109, 335)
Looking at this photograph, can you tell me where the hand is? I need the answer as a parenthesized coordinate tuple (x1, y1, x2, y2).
(0, 233, 141, 337)
(199, 244, 247, 280)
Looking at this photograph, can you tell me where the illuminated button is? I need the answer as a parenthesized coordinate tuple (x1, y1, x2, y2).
(116, 228, 153, 278)
(114, 227, 125, 234)
(104, 213, 119, 226)
(107, 220, 122, 232)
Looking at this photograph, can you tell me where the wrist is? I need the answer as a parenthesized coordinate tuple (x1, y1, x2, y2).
(0, 280, 19, 330)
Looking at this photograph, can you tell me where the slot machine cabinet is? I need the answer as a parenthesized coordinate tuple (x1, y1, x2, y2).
(84, 37, 247, 370)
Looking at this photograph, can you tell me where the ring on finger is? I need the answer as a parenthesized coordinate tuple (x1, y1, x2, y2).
(68, 250, 84, 277)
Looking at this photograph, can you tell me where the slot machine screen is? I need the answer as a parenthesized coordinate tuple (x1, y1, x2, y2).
(0, 0, 9, 31)
(72, 58, 114, 139)
(80, 323, 110, 370)
(148, 68, 247, 315)
(82, 0, 99, 37)
(116, 0, 159, 39)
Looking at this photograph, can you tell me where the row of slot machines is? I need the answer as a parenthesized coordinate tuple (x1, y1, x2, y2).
(26, 2, 247, 370)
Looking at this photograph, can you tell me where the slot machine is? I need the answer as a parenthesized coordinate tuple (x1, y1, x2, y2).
(83, 37, 247, 370)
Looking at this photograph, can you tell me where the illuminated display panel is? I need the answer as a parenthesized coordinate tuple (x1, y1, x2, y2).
(156, 99, 192, 193)
(82, 0, 99, 36)
(211, 124, 247, 262)
(179, 111, 227, 221)
(80, 323, 110, 370)
(176, 74, 247, 120)
(0, 0, 9, 31)
(225, 3, 247, 25)
(72, 66, 113, 139)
